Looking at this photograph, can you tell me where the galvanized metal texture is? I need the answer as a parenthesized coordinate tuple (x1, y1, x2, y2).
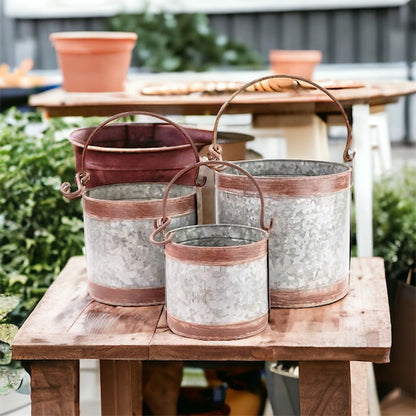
(217, 159, 351, 308)
(165, 224, 269, 340)
(84, 182, 196, 306)
(150, 159, 273, 246)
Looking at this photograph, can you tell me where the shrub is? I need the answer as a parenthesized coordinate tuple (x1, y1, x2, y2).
(0, 108, 86, 326)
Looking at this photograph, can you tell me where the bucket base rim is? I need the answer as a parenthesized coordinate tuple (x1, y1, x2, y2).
(167, 313, 268, 341)
(270, 275, 349, 308)
(88, 280, 165, 306)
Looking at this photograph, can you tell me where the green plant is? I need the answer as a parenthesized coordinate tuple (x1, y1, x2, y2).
(372, 166, 416, 280)
(352, 166, 416, 280)
(0, 108, 91, 327)
(107, 12, 261, 72)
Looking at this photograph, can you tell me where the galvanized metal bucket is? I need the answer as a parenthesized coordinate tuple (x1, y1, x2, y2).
(151, 160, 273, 340)
(61, 112, 199, 306)
(69, 111, 253, 188)
(212, 75, 355, 308)
(68, 110, 205, 188)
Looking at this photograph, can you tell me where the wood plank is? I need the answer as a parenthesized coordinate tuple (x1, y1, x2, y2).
(28, 79, 416, 118)
(13, 257, 390, 363)
(13, 256, 91, 337)
(13, 302, 163, 359)
(30, 360, 79, 416)
(13, 256, 163, 360)
(100, 360, 142, 416)
(149, 258, 391, 362)
(299, 361, 351, 416)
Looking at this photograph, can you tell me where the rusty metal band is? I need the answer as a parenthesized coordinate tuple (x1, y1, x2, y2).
(216, 169, 351, 197)
(165, 239, 268, 265)
(167, 313, 268, 341)
(88, 280, 165, 306)
(270, 275, 349, 308)
(83, 192, 196, 220)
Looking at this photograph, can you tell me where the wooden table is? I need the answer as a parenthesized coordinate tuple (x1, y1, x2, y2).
(29, 75, 416, 258)
(12, 256, 390, 415)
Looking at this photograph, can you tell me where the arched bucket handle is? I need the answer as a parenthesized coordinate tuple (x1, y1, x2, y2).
(150, 160, 274, 246)
(61, 110, 204, 199)
(208, 74, 355, 164)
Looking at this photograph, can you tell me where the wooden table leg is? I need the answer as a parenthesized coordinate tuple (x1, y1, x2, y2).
(100, 360, 142, 416)
(299, 361, 352, 416)
(352, 103, 373, 257)
(31, 360, 80, 416)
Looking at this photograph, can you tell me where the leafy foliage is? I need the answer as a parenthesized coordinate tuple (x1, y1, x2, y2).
(107, 12, 261, 72)
(372, 166, 416, 280)
(352, 166, 416, 281)
(0, 108, 86, 326)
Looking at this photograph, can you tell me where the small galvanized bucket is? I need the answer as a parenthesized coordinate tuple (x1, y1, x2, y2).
(61, 112, 199, 306)
(151, 160, 273, 341)
(213, 75, 355, 308)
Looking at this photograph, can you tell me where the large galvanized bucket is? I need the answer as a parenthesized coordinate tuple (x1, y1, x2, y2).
(68, 110, 214, 188)
(68, 111, 250, 188)
(213, 75, 355, 308)
(151, 160, 273, 341)
(61, 112, 199, 306)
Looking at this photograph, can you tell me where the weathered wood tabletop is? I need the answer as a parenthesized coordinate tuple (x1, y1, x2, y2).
(28, 77, 416, 117)
(12, 256, 390, 415)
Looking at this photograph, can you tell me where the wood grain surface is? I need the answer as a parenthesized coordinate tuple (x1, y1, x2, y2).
(11, 256, 391, 416)
(30, 360, 80, 416)
(12, 256, 391, 363)
(28, 79, 416, 118)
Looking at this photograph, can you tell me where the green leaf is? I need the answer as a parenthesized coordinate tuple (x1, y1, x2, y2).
(0, 296, 20, 320)
(0, 324, 19, 346)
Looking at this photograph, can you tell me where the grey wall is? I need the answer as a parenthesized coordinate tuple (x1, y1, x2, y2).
(1, 1, 415, 142)
(1, 2, 415, 70)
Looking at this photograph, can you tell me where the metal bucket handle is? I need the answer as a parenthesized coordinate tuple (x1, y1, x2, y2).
(208, 74, 355, 164)
(150, 160, 274, 246)
(61, 110, 204, 199)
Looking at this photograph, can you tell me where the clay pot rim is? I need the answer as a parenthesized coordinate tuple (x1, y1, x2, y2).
(269, 49, 322, 62)
(50, 31, 138, 41)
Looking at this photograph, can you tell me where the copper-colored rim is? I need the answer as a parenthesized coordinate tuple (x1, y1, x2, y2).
(83, 191, 195, 220)
(165, 239, 268, 266)
(167, 313, 268, 341)
(270, 275, 349, 308)
(88, 280, 165, 306)
(217, 163, 351, 197)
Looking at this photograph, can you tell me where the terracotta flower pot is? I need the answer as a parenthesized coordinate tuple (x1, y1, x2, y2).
(50, 31, 137, 92)
(269, 50, 322, 80)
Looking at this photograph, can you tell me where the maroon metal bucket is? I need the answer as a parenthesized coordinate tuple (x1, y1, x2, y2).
(68, 111, 213, 187)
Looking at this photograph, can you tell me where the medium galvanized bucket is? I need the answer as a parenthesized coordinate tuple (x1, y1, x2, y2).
(213, 75, 355, 308)
(61, 112, 199, 306)
(151, 160, 273, 341)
